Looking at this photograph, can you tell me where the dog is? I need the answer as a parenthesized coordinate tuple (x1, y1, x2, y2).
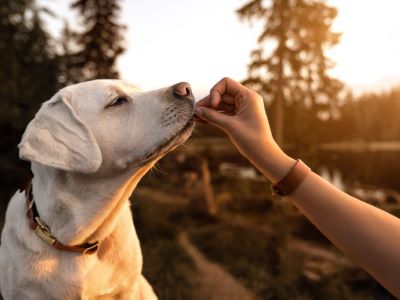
(0, 80, 195, 299)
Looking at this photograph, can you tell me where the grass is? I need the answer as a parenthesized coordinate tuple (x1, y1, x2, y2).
(189, 224, 277, 297)
(130, 188, 195, 300)
(138, 153, 396, 299)
(188, 222, 395, 300)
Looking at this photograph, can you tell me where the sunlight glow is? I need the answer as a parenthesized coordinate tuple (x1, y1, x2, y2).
(327, 0, 400, 93)
(39, 0, 400, 95)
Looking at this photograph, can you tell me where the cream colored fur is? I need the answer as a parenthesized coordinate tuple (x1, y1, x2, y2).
(0, 80, 195, 299)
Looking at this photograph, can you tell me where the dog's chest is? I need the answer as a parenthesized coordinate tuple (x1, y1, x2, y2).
(0, 193, 144, 299)
(76, 236, 143, 298)
(43, 243, 142, 299)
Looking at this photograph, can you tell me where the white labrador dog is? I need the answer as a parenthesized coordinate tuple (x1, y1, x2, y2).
(0, 80, 195, 299)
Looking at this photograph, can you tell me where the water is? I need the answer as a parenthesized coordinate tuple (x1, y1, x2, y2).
(314, 150, 400, 192)
(217, 149, 400, 194)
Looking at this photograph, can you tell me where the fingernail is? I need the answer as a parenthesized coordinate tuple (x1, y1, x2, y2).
(194, 107, 203, 117)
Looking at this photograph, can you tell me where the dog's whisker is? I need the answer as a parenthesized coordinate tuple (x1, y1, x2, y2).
(151, 162, 168, 175)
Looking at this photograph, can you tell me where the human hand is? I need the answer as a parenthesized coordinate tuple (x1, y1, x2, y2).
(195, 77, 295, 182)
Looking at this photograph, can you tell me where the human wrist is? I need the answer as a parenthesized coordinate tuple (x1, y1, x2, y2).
(253, 141, 296, 183)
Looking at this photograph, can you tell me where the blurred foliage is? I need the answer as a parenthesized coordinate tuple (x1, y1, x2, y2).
(318, 87, 400, 142)
(0, 0, 60, 210)
(237, 0, 344, 145)
(0, 1, 59, 130)
(131, 189, 195, 299)
(0, 0, 126, 223)
(60, 0, 126, 84)
(189, 217, 394, 299)
(140, 145, 398, 299)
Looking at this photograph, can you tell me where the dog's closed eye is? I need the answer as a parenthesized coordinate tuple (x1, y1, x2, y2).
(105, 96, 129, 108)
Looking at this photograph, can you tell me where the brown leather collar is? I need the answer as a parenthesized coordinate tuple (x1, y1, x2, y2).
(24, 180, 99, 255)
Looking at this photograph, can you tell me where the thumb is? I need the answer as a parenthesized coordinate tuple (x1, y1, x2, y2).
(194, 107, 232, 131)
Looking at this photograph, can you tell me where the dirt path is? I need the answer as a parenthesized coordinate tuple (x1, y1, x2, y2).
(178, 231, 256, 300)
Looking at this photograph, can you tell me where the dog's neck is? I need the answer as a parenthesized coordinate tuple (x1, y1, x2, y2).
(30, 162, 154, 246)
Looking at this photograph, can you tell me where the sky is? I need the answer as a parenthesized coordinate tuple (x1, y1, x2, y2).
(39, 0, 400, 98)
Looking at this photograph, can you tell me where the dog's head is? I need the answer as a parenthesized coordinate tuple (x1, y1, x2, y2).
(18, 80, 195, 174)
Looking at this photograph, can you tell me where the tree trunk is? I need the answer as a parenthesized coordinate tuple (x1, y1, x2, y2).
(273, 2, 286, 147)
(200, 158, 217, 216)
(274, 48, 285, 145)
(187, 157, 218, 216)
(274, 87, 285, 146)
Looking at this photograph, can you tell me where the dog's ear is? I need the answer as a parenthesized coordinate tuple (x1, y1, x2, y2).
(18, 92, 102, 173)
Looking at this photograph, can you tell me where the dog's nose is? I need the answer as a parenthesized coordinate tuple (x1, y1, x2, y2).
(172, 82, 192, 98)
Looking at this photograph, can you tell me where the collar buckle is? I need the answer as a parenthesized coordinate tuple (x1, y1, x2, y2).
(35, 217, 57, 246)
(25, 179, 99, 255)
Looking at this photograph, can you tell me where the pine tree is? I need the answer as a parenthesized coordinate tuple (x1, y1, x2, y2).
(70, 0, 126, 81)
(0, 0, 59, 200)
(0, 0, 59, 130)
(237, 0, 343, 145)
(59, 21, 78, 86)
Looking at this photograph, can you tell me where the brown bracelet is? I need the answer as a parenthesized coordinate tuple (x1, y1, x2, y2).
(272, 159, 311, 197)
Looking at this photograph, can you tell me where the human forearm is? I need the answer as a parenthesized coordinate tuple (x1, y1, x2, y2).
(245, 140, 295, 183)
(195, 78, 400, 297)
(261, 149, 400, 297)
(289, 172, 400, 297)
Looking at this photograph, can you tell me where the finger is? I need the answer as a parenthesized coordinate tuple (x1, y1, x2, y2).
(221, 95, 235, 104)
(217, 111, 235, 116)
(217, 102, 235, 113)
(195, 95, 211, 108)
(196, 94, 234, 108)
(194, 107, 232, 130)
(210, 77, 245, 108)
(194, 115, 208, 124)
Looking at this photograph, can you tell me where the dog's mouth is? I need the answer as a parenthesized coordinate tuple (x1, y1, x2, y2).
(138, 116, 195, 166)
